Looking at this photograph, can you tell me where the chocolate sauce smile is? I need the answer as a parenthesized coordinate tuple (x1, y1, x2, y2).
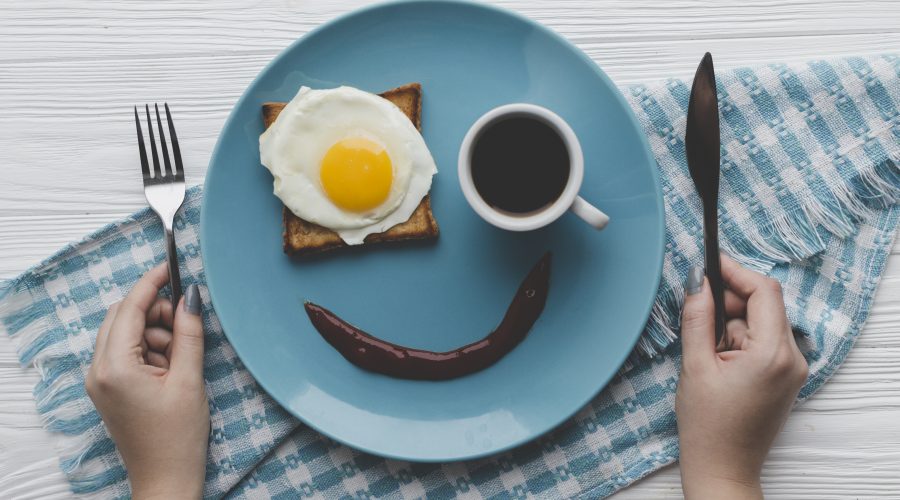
(304, 252, 552, 380)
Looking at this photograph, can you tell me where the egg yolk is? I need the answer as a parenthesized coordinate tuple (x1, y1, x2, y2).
(320, 137, 393, 212)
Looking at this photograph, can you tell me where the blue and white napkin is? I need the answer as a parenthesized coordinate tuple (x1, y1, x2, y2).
(2, 54, 898, 499)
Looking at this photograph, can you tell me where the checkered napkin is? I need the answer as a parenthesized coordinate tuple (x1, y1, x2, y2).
(2, 54, 898, 499)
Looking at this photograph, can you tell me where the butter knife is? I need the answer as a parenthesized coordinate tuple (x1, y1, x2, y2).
(685, 52, 726, 349)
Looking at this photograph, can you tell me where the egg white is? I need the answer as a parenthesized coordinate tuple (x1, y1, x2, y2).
(259, 86, 437, 244)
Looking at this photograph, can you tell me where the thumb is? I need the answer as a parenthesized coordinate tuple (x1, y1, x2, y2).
(169, 284, 205, 381)
(680, 266, 716, 373)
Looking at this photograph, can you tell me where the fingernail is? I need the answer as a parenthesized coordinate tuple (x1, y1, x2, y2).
(685, 266, 705, 295)
(184, 284, 202, 315)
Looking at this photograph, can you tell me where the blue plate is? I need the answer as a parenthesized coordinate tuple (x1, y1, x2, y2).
(201, 0, 663, 461)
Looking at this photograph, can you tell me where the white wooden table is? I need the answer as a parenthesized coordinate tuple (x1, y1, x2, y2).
(1, 1, 898, 498)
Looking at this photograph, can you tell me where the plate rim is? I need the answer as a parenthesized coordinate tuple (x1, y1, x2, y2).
(200, 0, 665, 462)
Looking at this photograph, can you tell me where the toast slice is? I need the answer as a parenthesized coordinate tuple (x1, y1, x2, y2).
(261, 83, 439, 256)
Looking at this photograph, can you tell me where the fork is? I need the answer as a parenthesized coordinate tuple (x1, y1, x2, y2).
(134, 104, 186, 307)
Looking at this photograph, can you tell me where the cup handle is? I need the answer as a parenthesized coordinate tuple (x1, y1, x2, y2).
(570, 196, 609, 230)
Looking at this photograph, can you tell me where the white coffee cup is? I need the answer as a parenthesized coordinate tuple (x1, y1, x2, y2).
(458, 103, 609, 231)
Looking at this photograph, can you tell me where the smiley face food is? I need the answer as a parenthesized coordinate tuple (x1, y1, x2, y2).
(260, 83, 439, 255)
(304, 253, 552, 380)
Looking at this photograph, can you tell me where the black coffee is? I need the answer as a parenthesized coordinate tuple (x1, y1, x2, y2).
(470, 116, 570, 214)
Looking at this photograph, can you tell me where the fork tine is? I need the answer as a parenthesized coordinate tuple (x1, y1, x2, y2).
(134, 107, 151, 179)
(155, 104, 174, 176)
(164, 103, 184, 177)
(145, 104, 162, 177)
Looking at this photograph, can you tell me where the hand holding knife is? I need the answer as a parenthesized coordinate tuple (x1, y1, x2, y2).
(685, 52, 727, 350)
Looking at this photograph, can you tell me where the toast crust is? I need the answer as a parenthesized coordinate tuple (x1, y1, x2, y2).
(261, 83, 438, 256)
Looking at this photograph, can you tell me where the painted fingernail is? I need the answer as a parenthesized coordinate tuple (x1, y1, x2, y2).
(685, 266, 705, 295)
(184, 284, 202, 315)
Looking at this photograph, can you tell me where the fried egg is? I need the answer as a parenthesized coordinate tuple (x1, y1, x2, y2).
(259, 86, 437, 244)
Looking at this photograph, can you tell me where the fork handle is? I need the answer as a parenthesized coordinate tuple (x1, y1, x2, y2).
(165, 227, 183, 308)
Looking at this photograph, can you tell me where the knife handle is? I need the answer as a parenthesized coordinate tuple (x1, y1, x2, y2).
(702, 202, 727, 349)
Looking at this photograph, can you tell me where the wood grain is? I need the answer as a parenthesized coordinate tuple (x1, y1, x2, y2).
(1, 1, 898, 498)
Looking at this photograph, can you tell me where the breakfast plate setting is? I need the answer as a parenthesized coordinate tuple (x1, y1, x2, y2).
(2, 0, 899, 498)
(202, 0, 664, 461)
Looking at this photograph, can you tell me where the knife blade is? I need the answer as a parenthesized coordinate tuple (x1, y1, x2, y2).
(685, 52, 727, 349)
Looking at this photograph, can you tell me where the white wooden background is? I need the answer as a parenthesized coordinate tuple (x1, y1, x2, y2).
(1, 1, 898, 498)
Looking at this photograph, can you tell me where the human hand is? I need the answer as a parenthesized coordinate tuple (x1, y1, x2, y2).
(676, 255, 808, 499)
(86, 264, 209, 500)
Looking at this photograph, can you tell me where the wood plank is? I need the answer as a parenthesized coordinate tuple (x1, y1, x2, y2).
(1, 0, 898, 498)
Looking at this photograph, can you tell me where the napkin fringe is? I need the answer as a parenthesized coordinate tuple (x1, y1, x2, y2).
(39, 379, 119, 496)
(0, 242, 140, 497)
(635, 282, 683, 361)
(0, 294, 119, 496)
(631, 142, 900, 363)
